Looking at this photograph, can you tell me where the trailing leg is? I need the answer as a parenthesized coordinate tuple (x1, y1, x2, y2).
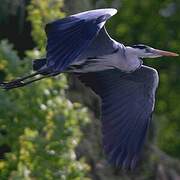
(0, 70, 56, 90)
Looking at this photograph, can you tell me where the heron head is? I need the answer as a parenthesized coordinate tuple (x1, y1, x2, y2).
(128, 44, 179, 58)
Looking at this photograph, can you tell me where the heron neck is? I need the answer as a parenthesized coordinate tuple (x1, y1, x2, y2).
(123, 49, 143, 72)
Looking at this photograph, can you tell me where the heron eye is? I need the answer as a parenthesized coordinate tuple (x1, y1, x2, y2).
(145, 48, 151, 53)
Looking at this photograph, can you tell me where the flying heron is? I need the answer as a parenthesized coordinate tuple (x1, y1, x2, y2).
(0, 8, 178, 169)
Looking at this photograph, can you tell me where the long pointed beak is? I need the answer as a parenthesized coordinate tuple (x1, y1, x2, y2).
(152, 49, 179, 57)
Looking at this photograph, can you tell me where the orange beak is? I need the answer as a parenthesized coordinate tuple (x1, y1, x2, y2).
(152, 49, 179, 57)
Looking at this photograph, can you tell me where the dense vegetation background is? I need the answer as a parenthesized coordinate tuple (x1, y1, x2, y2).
(0, 0, 179, 179)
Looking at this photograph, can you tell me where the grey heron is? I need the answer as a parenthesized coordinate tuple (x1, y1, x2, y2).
(0, 8, 178, 169)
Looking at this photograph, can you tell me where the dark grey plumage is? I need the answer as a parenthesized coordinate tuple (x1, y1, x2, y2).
(78, 65, 158, 169)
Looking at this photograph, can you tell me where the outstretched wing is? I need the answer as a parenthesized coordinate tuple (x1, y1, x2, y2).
(45, 8, 118, 73)
(78, 65, 159, 169)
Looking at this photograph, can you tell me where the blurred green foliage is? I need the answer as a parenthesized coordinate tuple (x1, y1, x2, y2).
(27, 0, 65, 50)
(0, 0, 22, 23)
(0, 0, 179, 179)
(0, 0, 90, 179)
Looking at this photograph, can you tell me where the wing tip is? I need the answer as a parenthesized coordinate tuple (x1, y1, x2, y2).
(45, 8, 118, 33)
(70, 8, 118, 19)
(108, 8, 118, 16)
(107, 154, 139, 170)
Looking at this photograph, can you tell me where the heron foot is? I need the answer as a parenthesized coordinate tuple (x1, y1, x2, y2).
(0, 81, 25, 90)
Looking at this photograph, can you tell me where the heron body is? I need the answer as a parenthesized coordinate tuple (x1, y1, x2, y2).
(68, 43, 142, 73)
(1, 8, 178, 169)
